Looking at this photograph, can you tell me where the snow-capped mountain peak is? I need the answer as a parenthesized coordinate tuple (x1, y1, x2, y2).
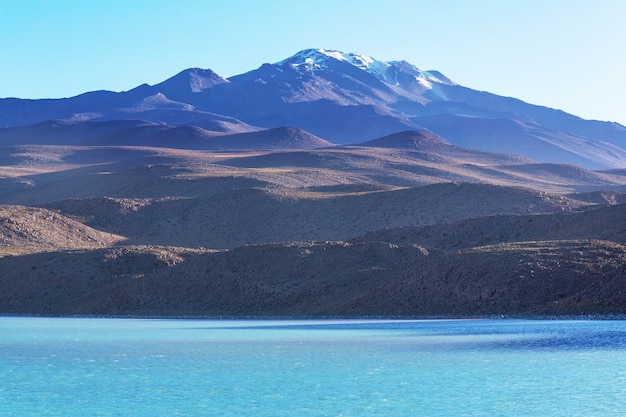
(277, 48, 389, 76)
(276, 48, 455, 87)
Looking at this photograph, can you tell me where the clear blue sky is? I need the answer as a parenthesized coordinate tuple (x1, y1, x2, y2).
(2, 0, 625, 124)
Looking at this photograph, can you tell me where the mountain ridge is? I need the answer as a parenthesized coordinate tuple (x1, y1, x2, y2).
(1, 48, 626, 168)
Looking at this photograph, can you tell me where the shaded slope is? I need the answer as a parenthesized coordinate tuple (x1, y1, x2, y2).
(354, 203, 626, 250)
(0, 238, 624, 316)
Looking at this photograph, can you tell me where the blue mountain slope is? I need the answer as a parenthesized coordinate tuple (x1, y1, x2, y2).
(1, 48, 625, 168)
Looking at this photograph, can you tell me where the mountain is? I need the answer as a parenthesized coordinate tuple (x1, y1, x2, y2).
(2, 48, 626, 168)
(3, 48, 626, 317)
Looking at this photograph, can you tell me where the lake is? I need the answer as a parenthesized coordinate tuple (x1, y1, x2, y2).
(1, 317, 625, 416)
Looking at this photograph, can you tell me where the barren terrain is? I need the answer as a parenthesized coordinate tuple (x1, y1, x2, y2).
(1, 137, 625, 316)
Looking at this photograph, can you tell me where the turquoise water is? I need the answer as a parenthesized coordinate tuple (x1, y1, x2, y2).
(1, 318, 626, 416)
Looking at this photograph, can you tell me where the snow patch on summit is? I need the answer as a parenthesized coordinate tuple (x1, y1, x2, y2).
(276, 48, 455, 87)
(278, 48, 391, 78)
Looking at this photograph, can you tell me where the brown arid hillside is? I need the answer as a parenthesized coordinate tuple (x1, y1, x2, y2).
(0, 235, 624, 317)
(1, 140, 626, 317)
(353, 203, 626, 250)
(0, 205, 124, 256)
(42, 182, 588, 248)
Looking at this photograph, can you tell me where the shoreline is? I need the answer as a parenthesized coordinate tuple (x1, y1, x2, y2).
(2, 313, 626, 321)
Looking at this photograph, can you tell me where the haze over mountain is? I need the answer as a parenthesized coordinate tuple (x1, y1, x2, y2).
(2, 48, 626, 169)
